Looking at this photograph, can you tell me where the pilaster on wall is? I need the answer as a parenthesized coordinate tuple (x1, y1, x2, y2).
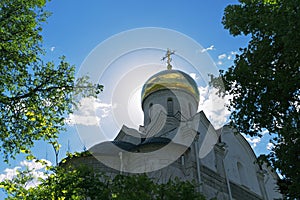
(214, 142, 227, 177)
(257, 170, 269, 200)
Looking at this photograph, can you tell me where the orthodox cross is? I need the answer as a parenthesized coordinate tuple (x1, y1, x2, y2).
(161, 49, 175, 70)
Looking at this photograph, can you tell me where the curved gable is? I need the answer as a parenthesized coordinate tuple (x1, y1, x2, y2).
(220, 125, 262, 195)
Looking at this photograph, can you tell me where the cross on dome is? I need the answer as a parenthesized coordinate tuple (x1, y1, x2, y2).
(161, 49, 175, 70)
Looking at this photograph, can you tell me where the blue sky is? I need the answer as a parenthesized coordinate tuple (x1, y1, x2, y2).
(0, 0, 275, 197)
(42, 0, 248, 68)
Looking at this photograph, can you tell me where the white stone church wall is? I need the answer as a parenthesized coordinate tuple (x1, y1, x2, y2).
(222, 128, 262, 195)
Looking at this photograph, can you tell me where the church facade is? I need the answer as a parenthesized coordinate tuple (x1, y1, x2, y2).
(70, 66, 282, 200)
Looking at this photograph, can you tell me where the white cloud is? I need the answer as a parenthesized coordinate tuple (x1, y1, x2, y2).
(198, 86, 231, 129)
(189, 73, 199, 80)
(260, 129, 269, 136)
(0, 159, 51, 189)
(66, 97, 113, 126)
(216, 51, 238, 66)
(20, 159, 51, 171)
(227, 51, 238, 60)
(218, 53, 227, 60)
(200, 45, 215, 53)
(266, 142, 275, 150)
(217, 61, 223, 65)
(50, 46, 55, 52)
(244, 135, 261, 148)
(230, 51, 238, 55)
(0, 167, 21, 182)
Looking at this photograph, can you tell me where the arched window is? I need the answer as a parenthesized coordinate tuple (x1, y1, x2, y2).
(149, 103, 153, 108)
(237, 162, 248, 187)
(167, 98, 173, 116)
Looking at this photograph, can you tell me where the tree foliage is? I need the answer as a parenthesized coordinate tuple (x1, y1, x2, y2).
(0, 0, 102, 162)
(211, 0, 299, 198)
(0, 163, 205, 200)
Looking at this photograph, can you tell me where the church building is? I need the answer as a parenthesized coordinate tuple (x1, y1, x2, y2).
(69, 53, 282, 200)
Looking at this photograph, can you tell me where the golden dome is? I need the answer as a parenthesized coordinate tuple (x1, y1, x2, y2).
(141, 70, 199, 103)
